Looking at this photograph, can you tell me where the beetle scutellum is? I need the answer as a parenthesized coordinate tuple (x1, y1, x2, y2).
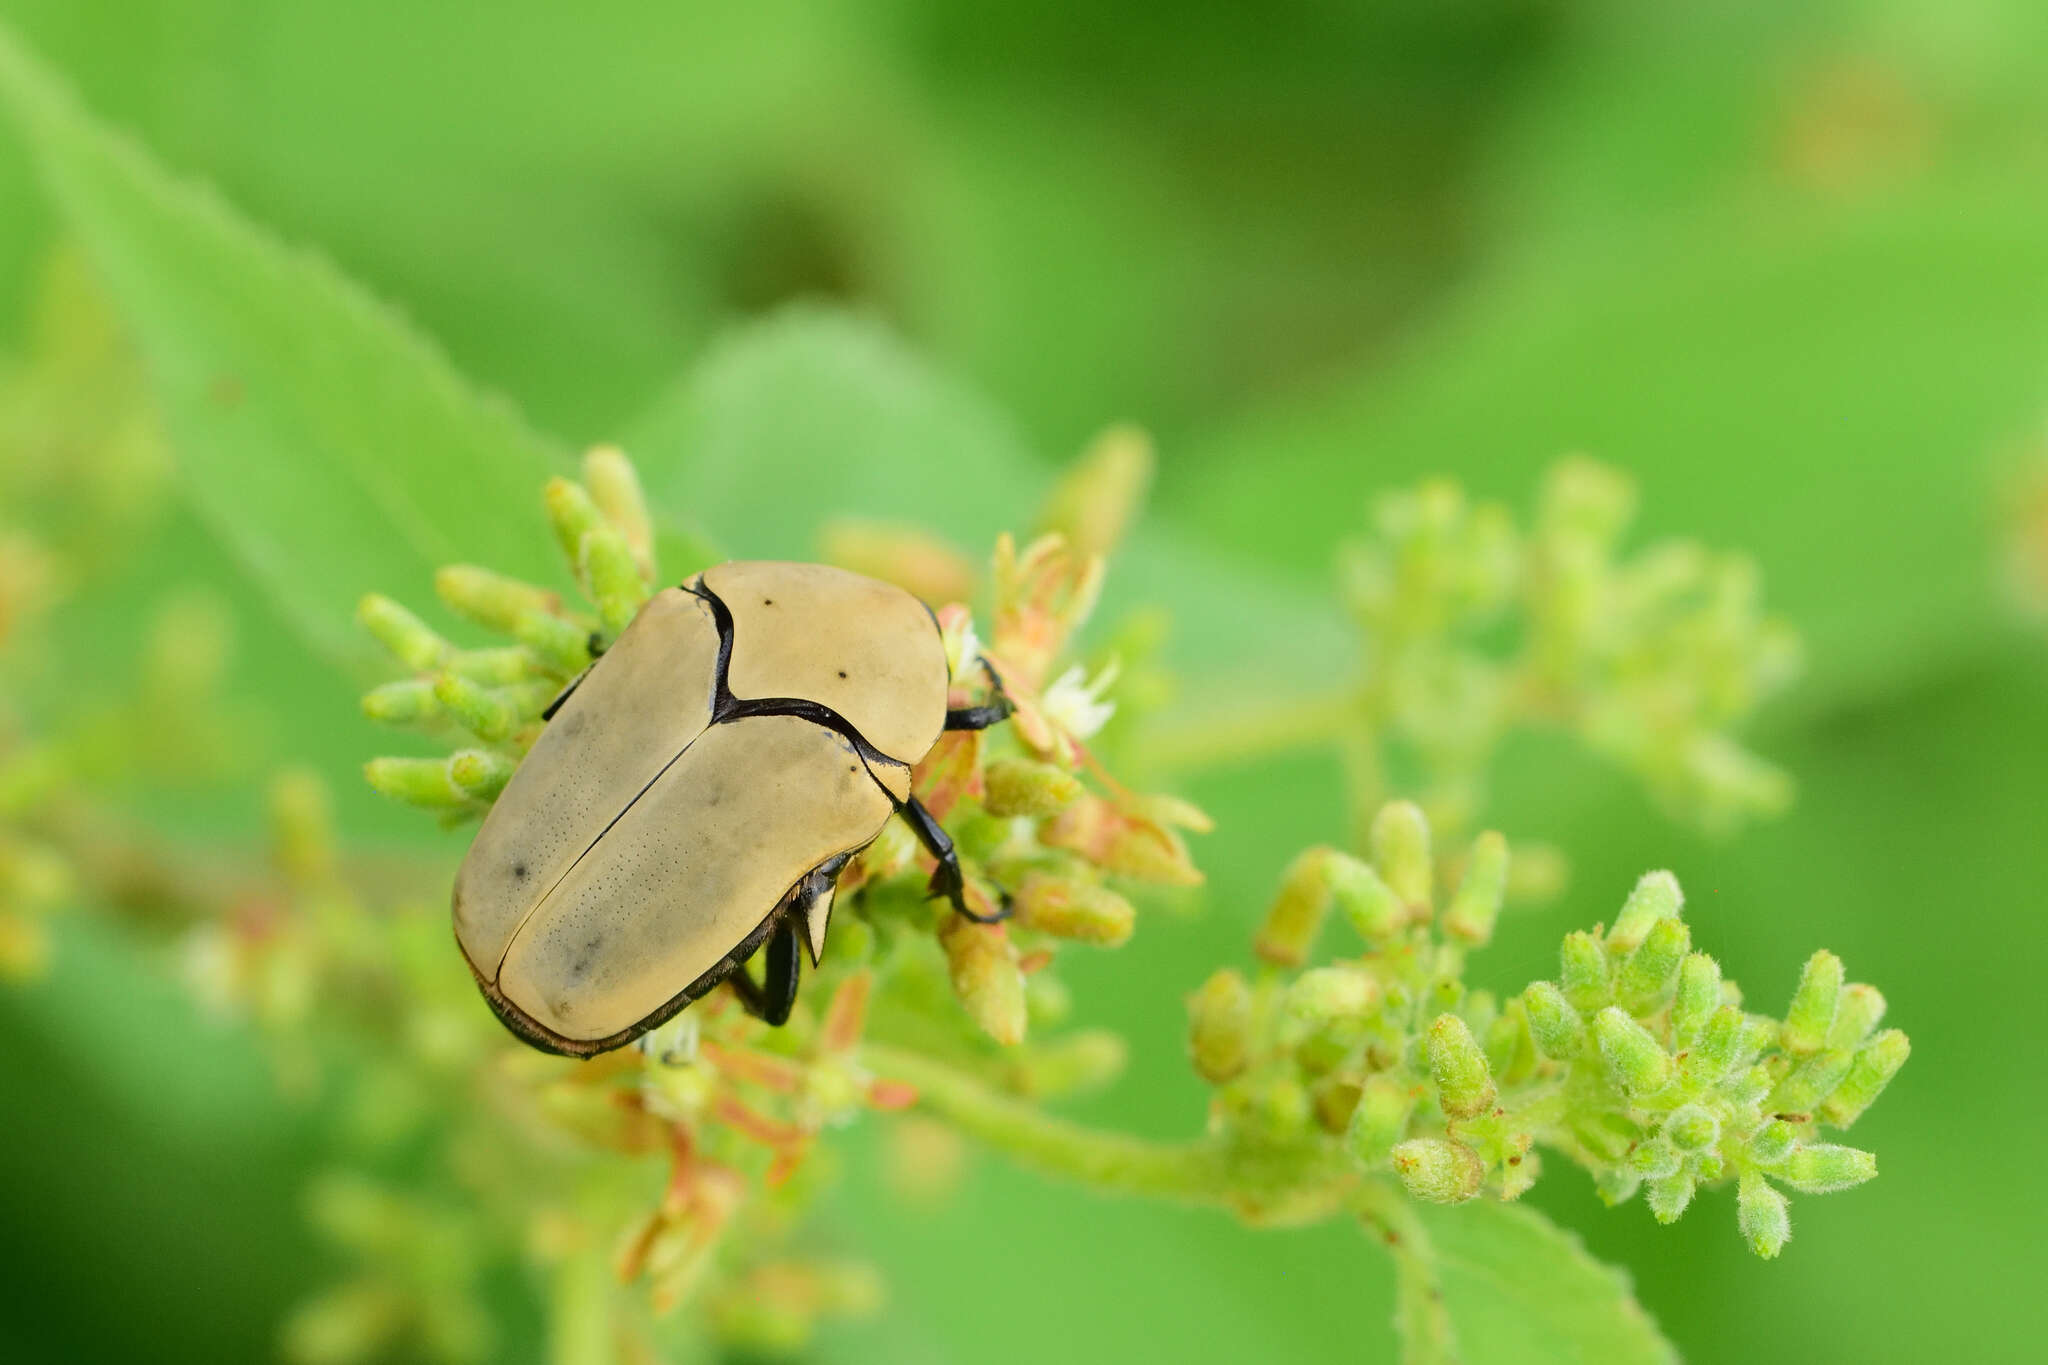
(451, 561, 1013, 1057)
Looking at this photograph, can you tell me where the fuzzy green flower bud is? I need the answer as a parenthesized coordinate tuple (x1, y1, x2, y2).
(1255, 847, 1335, 967)
(363, 756, 471, 809)
(444, 646, 532, 685)
(581, 445, 655, 582)
(1664, 1105, 1720, 1152)
(1595, 1007, 1672, 1099)
(1347, 1075, 1415, 1166)
(1560, 931, 1610, 1012)
(938, 914, 1026, 1047)
(1818, 1029, 1909, 1128)
(1426, 1014, 1496, 1119)
(1691, 1004, 1745, 1078)
(1570, 1112, 1643, 1164)
(1783, 950, 1844, 1055)
(1370, 801, 1432, 914)
(1012, 875, 1135, 946)
(1748, 1118, 1797, 1164)
(1629, 1138, 1682, 1179)
(1484, 999, 1537, 1085)
(361, 677, 440, 724)
(1609, 870, 1682, 955)
(1390, 1138, 1484, 1204)
(1328, 853, 1404, 943)
(267, 769, 336, 888)
(435, 564, 556, 634)
(1827, 983, 1888, 1050)
(1187, 969, 1253, 1084)
(448, 749, 517, 802)
(1738, 1172, 1791, 1258)
(578, 527, 645, 636)
(357, 593, 450, 670)
(1768, 1046, 1855, 1115)
(432, 672, 517, 742)
(543, 476, 607, 567)
(1286, 966, 1381, 1030)
(982, 756, 1085, 817)
(1670, 953, 1722, 1049)
(1523, 981, 1583, 1059)
(512, 609, 593, 674)
(1647, 1174, 1696, 1225)
(1619, 916, 1691, 1009)
(1770, 1143, 1877, 1194)
(1443, 830, 1507, 945)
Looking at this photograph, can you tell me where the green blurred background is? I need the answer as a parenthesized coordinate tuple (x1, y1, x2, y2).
(3, 1, 2046, 1361)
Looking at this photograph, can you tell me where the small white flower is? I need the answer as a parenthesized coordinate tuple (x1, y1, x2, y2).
(948, 617, 983, 682)
(1041, 658, 1120, 740)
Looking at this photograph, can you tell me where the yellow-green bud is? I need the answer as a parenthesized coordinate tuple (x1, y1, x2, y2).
(1038, 424, 1154, 559)
(1647, 1174, 1695, 1225)
(1523, 981, 1582, 1059)
(938, 914, 1026, 1047)
(448, 749, 517, 802)
(357, 594, 449, 670)
(512, 609, 593, 674)
(982, 757, 1084, 817)
(1285, 966, 1380, 1031)
(1738, 1172, 1791, 1258)
(1013, 876, 1135, 946)
(1014, 1029, 1127, 1098)
(1688, 1004, 1744, 1078)
(1629, 1138, 1682, 1179)
(1609, 870, 1682, 955)
(1670, 953, 1722, 1049)
(1443, 831, 1507, 945)
(579, 527, 646, 636)
(1328, 853, 1403, 943)
(435, 564, 555, 634)
(444, 646, 532, 685)
(1782, 950, 1843, 1055)
(1255, 847, 1335, 967)
(433, 672, 517, 742)
(1370, 801, 1433, 913)
(543, 476, 607, 566)
(1749, 1118, 1796, 1164)
(1595, 1007, 1671, 1098)
(1767, 1046, 1854, 1115)
(1571, 1112, 1643, 1164)
(364, 757, 471, 809)
(1347, 1075, 1415, 1166)
(581, 446, 655, 582)
(1827, 983, 1887, 1050)
(267, 769, 336, 888)
(1619, 916, 1690, 1009)
(1426, 1014, 1496, 1119)
(1024, 971, 1072, 1027)
(1390, 1138, 1484, 1204)
(1769, 1143, 1876, 1194)
(1485, 999, 1537, 1085)
(1817, 1029, 1909, 1127)
(1187, 969, 1253, 1084)
(1664, 1104, 1719, 1152)
(361, 678, 440, 725)
(1560, 931, 1609, 1012)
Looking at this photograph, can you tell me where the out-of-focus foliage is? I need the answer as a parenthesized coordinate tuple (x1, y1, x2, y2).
(0, 2, 2042, 1364)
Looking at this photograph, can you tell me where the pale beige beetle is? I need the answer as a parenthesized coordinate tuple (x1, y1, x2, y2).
(453, 561, 1010, 1057)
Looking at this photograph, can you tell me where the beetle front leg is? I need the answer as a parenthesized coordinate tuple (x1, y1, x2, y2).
(900, 795, 1009, 923)
(727, 916, 801, 1026)
(944, 654, 1015, 732)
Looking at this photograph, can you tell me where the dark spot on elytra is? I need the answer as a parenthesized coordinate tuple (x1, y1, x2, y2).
(512, 863, 529, 880)
(837, 670, 847, 679)
(763, 598, 774, 606)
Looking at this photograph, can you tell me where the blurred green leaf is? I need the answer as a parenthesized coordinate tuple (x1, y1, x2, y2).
(625, 306, 1351, 711)
(0, 23, 569, 671)
(1413, 1201, 1676, 1365)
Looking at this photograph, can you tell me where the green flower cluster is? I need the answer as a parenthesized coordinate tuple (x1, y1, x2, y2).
(1334, 459, 1801, 842)
(1195, 800, 1906, 1257)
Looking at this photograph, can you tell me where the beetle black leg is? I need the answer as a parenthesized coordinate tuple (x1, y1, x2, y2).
(901, 795, 1010, 923)
(945, 654, 1015, 731)
(539, 662, 594, 721)
(728, 915, 801, 1026)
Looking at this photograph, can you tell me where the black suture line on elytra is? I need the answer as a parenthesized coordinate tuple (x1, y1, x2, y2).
(684, 579, 903, 771)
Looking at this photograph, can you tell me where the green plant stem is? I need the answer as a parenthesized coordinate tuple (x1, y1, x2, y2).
(1356, 1179, 1459, 1365)
(865, 1042, 1233, 1200)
